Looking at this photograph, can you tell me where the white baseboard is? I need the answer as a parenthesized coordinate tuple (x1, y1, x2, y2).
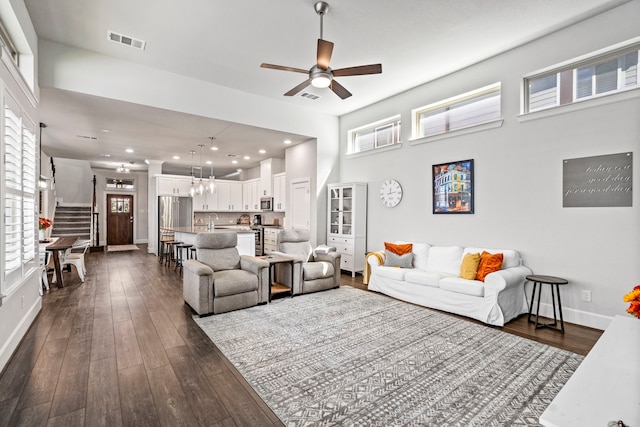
(0, 298, 42, 372)
(535, 302, 612, 330)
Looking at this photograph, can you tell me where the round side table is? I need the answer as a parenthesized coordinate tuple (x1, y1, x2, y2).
(526, 274, 569, 334)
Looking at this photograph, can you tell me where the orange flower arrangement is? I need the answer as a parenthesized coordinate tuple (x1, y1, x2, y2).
(624, 285, 640, 318)
(39, 217, 53, 231)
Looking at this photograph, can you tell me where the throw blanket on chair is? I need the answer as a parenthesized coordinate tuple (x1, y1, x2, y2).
(363, 251, 385, 285)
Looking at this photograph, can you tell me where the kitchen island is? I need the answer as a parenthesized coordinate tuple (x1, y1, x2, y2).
(161, 226, 256, 256)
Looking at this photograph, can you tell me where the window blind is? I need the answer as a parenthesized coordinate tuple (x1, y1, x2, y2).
(2, 91, 37, 287)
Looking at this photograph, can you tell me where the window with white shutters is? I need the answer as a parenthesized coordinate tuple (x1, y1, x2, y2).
(2, 90, 37, 289)
(525, 42, 640, 113)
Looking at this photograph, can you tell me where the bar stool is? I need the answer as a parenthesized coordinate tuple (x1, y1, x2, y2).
(175, 243, 193, 275)
(165, 241, 183, 267)
(190, 247, 197, 261)
(159, 239, 175, 264)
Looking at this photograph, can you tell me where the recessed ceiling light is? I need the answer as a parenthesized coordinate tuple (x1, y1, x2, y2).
(125, 148, 134, 153)
(100, 153, 111, 157)
(210, 146, 219, 151)
(259, 149, 266, 154)
(232, 160, 238, 164)
(101, 129, 109, 133)
(236, 168, 242, 172)
(284, 139, 292, 145)
(173, 155, 180, 160)
(206, 160, 212, 165)
(144, 159, 150, 165)
(243, 156, 250, 160)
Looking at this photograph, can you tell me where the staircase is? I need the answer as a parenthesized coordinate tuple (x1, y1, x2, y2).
(51, 206, 92, 240)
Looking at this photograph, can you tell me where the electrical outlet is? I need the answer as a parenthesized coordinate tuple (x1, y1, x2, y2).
(581, 290, 592, 303)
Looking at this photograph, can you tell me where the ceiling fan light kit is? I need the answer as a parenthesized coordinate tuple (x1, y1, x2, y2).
(260, 1, 381, 100)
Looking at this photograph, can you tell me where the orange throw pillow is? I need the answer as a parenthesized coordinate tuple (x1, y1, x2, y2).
(459, 252, 481, 280)
(476, 251, 503, 282)
(384, 242, 413, 256)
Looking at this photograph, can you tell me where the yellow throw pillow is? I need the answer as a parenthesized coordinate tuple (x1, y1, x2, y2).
(476, 251, 504, 282)
(459, 252, 481, 280)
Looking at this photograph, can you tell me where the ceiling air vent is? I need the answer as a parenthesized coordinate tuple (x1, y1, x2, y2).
(300, 92, 320, 100)
(107, 30, 146, 51)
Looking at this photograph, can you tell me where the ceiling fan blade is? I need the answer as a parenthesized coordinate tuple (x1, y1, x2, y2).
(332, 64, 382, 77)
(261, 63, 309, 74)
(329, 79, 352, 99)
(316, 39, 334, 70)
(284, 79, 312, 97)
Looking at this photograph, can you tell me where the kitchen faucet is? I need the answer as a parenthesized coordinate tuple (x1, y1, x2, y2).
(208, 213, 219, 231)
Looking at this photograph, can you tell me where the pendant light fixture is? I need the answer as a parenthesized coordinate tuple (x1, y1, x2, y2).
(197, 144, 205, 195)
(189, 150, 197, 197)
(207, 137, 216, 194)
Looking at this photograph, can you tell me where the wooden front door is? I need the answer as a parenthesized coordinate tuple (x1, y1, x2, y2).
(107, 194, 134, 245)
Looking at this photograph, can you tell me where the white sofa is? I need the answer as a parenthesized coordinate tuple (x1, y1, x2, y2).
(367, 244, 532, 326)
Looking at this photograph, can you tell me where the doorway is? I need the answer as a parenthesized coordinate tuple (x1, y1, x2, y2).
(290, 178, 310, 230)
(107, 194, 134, 245)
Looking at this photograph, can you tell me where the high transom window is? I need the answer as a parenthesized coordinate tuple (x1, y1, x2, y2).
(525, 42, 640, 113)
(348, 115, 401, 154)
(412, 83, 501, 139)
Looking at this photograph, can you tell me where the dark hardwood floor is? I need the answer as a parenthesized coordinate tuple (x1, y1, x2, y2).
(0, 246, 603, 426)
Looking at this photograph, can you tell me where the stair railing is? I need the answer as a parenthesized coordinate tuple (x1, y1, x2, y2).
(91, 175, 99, 247)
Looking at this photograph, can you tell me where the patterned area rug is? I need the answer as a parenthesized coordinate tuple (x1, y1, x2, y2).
(106, 244, 139, 252)
(194, 287, 583, 426)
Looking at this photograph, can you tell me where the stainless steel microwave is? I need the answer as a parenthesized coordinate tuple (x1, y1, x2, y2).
(260, 197, 273, 211)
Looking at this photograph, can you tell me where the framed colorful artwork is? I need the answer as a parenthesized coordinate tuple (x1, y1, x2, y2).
(432, 159, 474, 214)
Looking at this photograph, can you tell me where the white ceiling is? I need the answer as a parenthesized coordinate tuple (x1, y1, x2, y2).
(24, 0, 627, 175)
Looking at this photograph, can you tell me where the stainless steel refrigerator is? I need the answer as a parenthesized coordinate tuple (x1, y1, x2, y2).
(158, 196, 193, 248)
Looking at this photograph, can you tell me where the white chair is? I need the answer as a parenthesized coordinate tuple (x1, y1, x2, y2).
(52, 242, 90, 283)
(39, 250, 51, 294)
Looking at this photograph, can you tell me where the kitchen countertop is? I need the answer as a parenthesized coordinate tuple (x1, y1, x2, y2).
(161, 226, 255, 234)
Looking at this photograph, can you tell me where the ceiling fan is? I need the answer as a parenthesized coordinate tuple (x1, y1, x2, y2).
(261, 1, 382, 100)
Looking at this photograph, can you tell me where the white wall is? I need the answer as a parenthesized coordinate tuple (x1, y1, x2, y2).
(39, 151, 56, 219)
(338, 1, 640, 329)
(285, 140, 318, 245)
(92, 168, 149, 246)
(0, 0, 40, 372)
(53, 157, 93, 205)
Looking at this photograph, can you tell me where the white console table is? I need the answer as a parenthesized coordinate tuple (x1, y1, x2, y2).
(540, 315, 640, 427)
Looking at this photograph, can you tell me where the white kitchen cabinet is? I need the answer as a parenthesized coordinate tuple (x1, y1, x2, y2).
(242, 178, 260, 211)
(263, 227, 280, 253)
(236, 232, 255, 256)
(193, 191, 217, 211)
(217, 181, 243, 211)
(157, 176, 192, 196)
(260, 158, 283, 196)
(327, 182, 367, 277)
(273, 173, 286, 212)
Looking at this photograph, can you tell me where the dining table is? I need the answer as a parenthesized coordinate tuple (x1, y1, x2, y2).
(44, 236, 78, 287)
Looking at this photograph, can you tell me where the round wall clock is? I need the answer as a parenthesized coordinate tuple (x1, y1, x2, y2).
(380, 179, 403, 208)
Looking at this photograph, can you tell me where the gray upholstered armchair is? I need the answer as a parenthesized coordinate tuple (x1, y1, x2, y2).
(273, 229, 341, 295)
(183, 232, 269, 316)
